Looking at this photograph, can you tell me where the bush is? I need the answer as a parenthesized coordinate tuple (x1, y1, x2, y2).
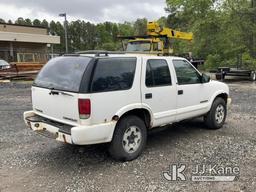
(204, 54, 221, 70)
(242, 52, 256, 70)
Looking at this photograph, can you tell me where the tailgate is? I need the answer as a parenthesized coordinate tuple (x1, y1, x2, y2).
(32, 86, 80, 125)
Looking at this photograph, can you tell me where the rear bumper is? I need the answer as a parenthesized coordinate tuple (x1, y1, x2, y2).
(23, 111, 116, 145)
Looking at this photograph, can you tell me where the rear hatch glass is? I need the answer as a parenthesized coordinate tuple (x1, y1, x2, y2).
(32, 56, 91, 125)
(34, 56, 91, 92)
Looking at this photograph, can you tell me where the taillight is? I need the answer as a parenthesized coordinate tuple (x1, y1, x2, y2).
(78, 99, 91, 119)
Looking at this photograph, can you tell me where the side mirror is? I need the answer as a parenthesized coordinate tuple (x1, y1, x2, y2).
(201, 73, 210, 83)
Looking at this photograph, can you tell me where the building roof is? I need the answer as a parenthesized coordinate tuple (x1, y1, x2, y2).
(0, 23, 60, 44)
(0, 31, 60, 44)
(0, 22, 48, 29)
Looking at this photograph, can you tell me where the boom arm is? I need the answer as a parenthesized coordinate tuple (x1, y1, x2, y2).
(147, 22, 193, 41)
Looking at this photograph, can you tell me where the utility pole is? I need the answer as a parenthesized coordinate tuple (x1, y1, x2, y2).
(59, 13, 68, 53)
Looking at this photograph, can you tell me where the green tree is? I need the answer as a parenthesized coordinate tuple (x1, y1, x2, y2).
(166, 0, 256, 69)
(157, 17, 167, 27)
(15, 17, 26, 25)
(100, 42, 117, 51)
(223, 0, 256, 59)
(41, 19, 49, 28)
(24, 18, 32, 26)
(33, 19, 41, 27)
(83, 21, 97, 50)
(49, 20, 65, 53)
(134, 18, 147, 36)
(0, 18, 5, 23)
(118, 22, 134, 36)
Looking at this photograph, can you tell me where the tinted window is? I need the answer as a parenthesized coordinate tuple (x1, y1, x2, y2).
(34, 56, 91, 92)
(91, 58, 136, 92)
(173, 60, 201, 85)
(146, 59, 172, 87)
(126, 42, 151, 52)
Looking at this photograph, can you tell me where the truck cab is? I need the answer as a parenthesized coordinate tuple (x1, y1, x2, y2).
(24, 53, 230, 161)
(126, 38, 168, 54)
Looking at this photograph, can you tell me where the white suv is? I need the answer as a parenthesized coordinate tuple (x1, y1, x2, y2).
(24, 53, 231, 161)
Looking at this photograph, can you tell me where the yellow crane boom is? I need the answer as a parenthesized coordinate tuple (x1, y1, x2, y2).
(119, 21, 193, 55)
(147, 21, 193, 41)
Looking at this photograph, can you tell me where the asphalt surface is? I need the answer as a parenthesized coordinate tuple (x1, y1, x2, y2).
(0, 80, 256, 192)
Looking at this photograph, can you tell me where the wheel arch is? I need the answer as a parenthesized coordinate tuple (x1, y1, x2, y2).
(208, 91, 229, 111)
(112, 105, 153, 129)
(215, 92, 228, 103)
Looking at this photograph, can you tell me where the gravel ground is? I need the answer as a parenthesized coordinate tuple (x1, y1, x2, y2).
(0, 80, 256, 192)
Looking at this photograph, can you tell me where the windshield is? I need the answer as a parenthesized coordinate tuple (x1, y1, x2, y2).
(34, 56, 91, 92)
(126, 41, 151, 52)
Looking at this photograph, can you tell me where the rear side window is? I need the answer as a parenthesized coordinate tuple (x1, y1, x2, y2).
(34, 56, 91, 92)
(146, 59, 172, 87)
(91, 58, 136, 92)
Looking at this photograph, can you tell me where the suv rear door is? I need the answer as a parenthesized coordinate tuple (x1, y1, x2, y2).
(32, 56, 91, 126)
(141, 57, 177, 127)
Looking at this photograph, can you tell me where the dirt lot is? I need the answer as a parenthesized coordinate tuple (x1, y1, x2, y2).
(0, 80, 256, 192)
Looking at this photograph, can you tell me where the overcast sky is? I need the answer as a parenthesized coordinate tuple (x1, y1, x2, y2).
(0, 0, 168, 23)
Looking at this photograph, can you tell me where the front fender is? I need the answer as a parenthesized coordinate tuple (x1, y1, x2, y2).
(207, 90, 229, 111)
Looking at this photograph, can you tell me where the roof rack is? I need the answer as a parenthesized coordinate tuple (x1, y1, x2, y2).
(62, 53, 80, 57)
(76, 50, 125, 56)
(76, 50, 165, 56)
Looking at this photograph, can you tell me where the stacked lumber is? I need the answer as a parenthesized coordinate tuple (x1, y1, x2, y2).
(0, 62, 44, 80)
(12, 62, 44, 72)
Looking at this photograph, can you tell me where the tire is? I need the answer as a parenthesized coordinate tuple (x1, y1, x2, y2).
(204, 97, 227, 129)
(108, 115, 147, 161)
(250, 71, 256, 81)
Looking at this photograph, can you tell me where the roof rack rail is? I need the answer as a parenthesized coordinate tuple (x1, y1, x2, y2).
(77, 50, 108, 56)
(75, 50, 169, 56)
(62, 53, 80, 57)
(76, 50, 125, 56)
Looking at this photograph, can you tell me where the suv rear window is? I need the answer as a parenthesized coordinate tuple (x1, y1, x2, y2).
(91, 57, 136, 92)
(34, 56, 91, 92)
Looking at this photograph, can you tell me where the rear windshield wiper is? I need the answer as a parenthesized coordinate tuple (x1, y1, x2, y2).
(49, 88, 73, 96)
(49, 88, 59, 95)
